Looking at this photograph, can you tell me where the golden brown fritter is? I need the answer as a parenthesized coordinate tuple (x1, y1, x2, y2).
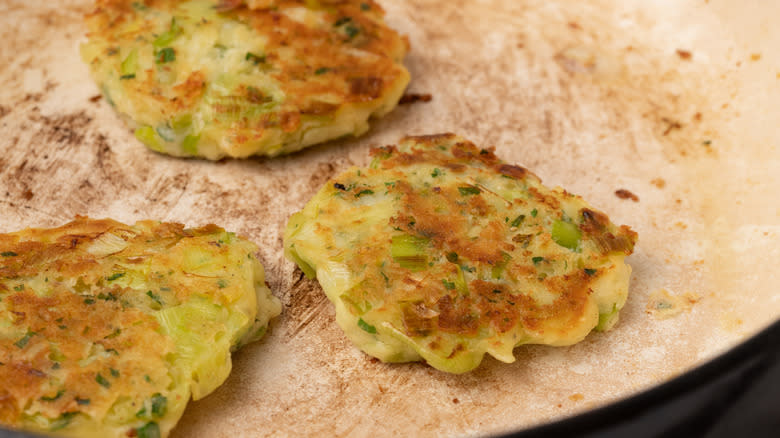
(0, 217, 280, 437)
(284, 134, 637, 373)
(80, 0, 410, 159)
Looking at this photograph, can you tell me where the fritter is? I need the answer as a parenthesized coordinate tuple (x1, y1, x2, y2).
(284, 134, 637, 373)
(0, 217, 281, 437)
(80, 0, 410, 160)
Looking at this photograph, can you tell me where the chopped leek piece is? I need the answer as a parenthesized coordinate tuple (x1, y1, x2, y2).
(156, 47, 175, 64)
(551, 219, 581, 250)
(181, 134, 199, 154)
(50, 412, 78, 431)
(106, 272, 125, 281)
(40, 389, 65, 402)
(120, 49, 138, 77)
(596, 304, 619, 331)
(153, 18, 182, 49)
(458, 186, 481, 196)
(14, 331, 35, 349)
(491, 251, 512, 279)
(155, 125, 175, 142)
(171, 114, 192, 131)
(96, 373, 111, 388)
(245, 52, 265, 65)
(151, 394, 167, 418)
(453, 265, 469, 295)
(288, 247, 316, 278)
(390, 234, 429, 271)
(357, 318, 377, 334)
(136, 422, 160, 438)
(134, 126, 163, 152)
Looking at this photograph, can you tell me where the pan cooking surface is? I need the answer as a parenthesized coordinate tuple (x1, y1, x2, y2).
(0, 0, 777, 436)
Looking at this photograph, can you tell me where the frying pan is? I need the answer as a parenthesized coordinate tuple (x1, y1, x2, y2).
(1, 0, 778, 436)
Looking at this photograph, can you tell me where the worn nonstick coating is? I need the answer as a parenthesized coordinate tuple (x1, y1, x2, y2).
(1, 0, 778, 436)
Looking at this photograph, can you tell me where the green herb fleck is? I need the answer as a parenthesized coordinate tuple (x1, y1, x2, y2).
(357, 318, 377, 334)
(110, 368, 120, 378)
(360, 2, 371, 10)
(510, 215, 525, 227)
(156, 47, 175, 64)
(151, 393, 167, 418)
(344, 24, 360, 38)
(431, 168, 442, 178)
(13, 284, 24, 291)
(96, 373, 111, 388)
(120, 74, 136, 80)
(656, 301, 673, 310)
(217, 279, 228, 289)
(458, 186, 481, 196)
(460, 264, 476, 273)
(584, 268, 597, 276)
(84, 298, 95, 305)
(144, 375, 152, 383)
(532, 256, 544, 265)
(132, 2, 148, 11)
(14, 331, 35, 349)
(531, 208, 538, 217)
(106, 272, 125, 281)
(50, 412, 78, 431)
(334, 17, 352, 26)
(442, 280, 456, 290)
(146, 290, 163, 306)
(136, 422, 161, 438)
(97, 292, 116, 301)
(446, 252, 459, 263)
(703, 140, 712, 146)
(315, 67, 331, 75)
(1, 251, 17, 257)
(76, 397, 90, 405)
(492, 289, 502, 294)
(355, 189, 374, 197)
(245, 52, 265, 64)
(41, 389, 65, 402)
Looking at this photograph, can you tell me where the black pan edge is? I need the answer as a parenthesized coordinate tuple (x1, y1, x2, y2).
(500, 317, 780, 438)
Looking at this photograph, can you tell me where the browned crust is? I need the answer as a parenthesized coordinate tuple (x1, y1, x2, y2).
(0, 217, 238, 428)
(331, 135, 637, 350)
(83, 0, 409, 150)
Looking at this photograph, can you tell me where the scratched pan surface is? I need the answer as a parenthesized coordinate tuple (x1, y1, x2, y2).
(0, 0, 778, 436)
